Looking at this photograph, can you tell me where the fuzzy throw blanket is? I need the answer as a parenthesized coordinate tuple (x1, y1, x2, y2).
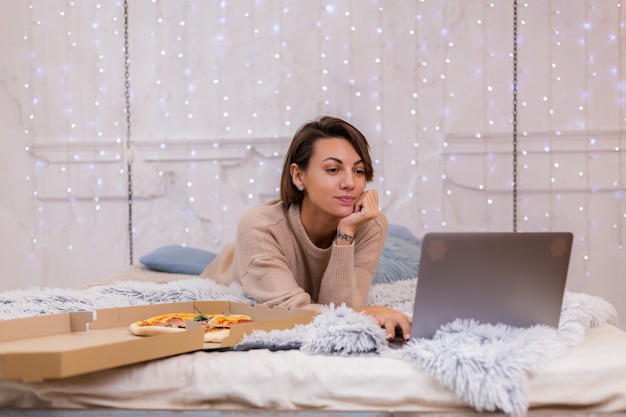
(0, 276, 618, 417)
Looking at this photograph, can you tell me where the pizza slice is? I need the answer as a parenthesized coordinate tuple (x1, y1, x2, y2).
(129, 312, 253, 343)
(129, 312, 207, 336)
(202, 313, 255, 343)
(207, 313, 254, 328)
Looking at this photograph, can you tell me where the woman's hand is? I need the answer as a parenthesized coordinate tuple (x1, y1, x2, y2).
(354, 305, 412, 341)
(337, 189, 381, 235)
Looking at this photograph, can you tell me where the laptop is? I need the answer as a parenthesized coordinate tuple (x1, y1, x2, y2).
(408, 231, 573, 339)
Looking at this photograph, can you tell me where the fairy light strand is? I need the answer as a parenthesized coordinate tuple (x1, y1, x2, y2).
(5, 2, 623, 324)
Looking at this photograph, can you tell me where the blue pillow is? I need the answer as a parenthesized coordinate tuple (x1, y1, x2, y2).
(139, 245, 216, 275)
(387, 223, 421, 244)
(372, 234, 421, 285)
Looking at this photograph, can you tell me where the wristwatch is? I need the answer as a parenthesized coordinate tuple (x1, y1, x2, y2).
(336, 229, 354, 243)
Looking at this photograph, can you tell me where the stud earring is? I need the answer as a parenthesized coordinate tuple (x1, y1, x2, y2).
(297, 185, 304, 192)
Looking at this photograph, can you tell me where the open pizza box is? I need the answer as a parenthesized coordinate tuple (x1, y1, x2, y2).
(0, 301, 315, 382)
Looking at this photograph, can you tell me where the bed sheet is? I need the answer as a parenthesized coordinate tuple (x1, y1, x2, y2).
(1, 266, 625, 415)
(1, 323, 625, 413)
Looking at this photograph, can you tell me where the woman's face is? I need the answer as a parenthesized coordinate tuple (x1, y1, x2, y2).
(296, 137, 367, 219)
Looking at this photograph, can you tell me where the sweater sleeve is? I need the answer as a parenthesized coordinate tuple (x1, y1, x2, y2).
(317, 213, 388, 308)
(235, 211, 314, 310)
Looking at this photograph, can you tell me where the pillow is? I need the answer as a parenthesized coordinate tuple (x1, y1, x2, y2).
(372, 223, 421, 284)
(139, 245, 216, 275)
(387, 223, 421, 244)
(372, 235, 421, 285)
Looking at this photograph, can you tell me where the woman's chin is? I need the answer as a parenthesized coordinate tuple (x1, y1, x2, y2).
(334, 208, 356, 218)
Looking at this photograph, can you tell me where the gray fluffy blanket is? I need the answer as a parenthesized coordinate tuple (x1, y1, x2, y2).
(0, 277, 618, 417)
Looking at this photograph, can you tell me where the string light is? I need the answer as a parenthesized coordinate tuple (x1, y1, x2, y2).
(3, 1, 622, 323)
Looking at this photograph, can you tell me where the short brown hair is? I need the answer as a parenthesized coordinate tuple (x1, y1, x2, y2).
(280, 116, 374, 206)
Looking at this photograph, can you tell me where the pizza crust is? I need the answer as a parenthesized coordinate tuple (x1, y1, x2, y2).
(204, 328, 230, 343)
(129, 322, 186, 337)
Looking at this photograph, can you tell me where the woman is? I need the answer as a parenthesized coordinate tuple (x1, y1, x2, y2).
(202, 116, 411, 340)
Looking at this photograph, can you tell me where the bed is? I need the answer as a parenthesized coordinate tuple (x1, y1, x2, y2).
(1, 236, 625, 417)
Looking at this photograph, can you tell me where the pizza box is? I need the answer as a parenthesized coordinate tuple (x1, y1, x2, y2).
(0, 301, 315, 382)
(188, 300, 315, 349)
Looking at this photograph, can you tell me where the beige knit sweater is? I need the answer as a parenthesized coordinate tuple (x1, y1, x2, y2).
(201, 199, 388, 310)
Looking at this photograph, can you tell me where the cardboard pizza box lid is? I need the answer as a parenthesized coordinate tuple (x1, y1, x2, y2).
(0, 301, 315, 382)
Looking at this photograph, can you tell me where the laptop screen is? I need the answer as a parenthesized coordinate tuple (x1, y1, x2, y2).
(410, 232, 573, 339)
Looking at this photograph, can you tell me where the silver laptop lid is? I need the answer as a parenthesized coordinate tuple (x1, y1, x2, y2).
(410, 232, 573, 339)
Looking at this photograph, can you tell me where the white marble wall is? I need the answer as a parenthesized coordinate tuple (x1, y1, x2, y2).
(1, 0, 624, 327)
